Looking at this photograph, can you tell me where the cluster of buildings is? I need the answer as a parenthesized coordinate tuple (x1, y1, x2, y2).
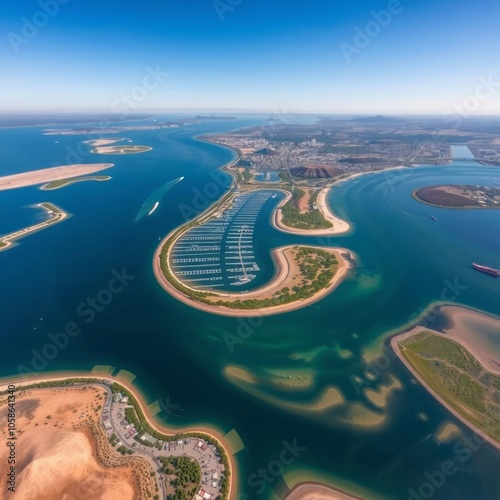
(101, 392, 225, 499)
(207, 126, 426, 175)
(413, 142, 452, 164)
(470, 141, 500, 165)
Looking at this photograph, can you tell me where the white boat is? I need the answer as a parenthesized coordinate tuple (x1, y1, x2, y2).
(230, 274, 256, 286)
(148, 201, 159, 216)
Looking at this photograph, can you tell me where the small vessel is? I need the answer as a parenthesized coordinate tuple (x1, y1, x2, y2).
(430, 215, 438, 221)
(148, 201, 159, 216)
(472, 262, 500, 277)
(231, 274, 256, 286)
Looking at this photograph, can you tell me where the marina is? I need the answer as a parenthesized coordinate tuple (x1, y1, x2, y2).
(170, 190, 281, 290)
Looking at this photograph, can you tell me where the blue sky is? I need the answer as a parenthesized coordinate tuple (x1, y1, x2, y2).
(1, 0, 499, 114)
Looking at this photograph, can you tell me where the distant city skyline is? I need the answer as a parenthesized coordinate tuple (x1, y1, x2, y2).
(1, 0, 499, 115)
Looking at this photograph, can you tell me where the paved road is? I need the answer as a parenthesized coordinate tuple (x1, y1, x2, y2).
(99, 384, 224, 499)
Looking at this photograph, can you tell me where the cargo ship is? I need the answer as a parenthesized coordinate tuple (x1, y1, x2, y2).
(472, 262, 500, 277)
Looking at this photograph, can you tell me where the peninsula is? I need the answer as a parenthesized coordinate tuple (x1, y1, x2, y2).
(40, 175, 111, 190)
(153, 139, 353, 316)
(0, 203, 69, 251)
(0, 163, 114, 191)
(391, 306, 500, 449)
(155, 242, 352, 317)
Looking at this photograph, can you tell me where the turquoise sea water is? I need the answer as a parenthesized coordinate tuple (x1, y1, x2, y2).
(0, 116, 499, 499)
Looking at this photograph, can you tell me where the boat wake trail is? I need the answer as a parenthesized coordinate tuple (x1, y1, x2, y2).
(135, 176, 184, 222)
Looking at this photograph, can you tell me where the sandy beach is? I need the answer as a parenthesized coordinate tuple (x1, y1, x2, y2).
(439, 305, 500, 374)
(83, 138, 125, 146)
(390, 310, 500, 451)
(273, 188, 351, 236)
(153, 241, 353, 317)
(0, 385, 144, 499)
(0, 163, 114, 191)
(0, 203, 69, 251)
(0, 372, 237, 498)
(285, 482, 364, 500)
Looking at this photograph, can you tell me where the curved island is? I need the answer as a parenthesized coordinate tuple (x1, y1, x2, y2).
(154, 176, 353, 316)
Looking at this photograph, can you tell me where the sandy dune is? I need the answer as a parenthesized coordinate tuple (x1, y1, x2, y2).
(0, 163, 114, 191)
(11, 427, 134, 500)
(0, 386, 145, 500)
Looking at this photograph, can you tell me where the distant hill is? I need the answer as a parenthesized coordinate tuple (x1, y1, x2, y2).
(194, 114, 235, 120)
(255, 147, 279, 155)
(350, 115, 402, 123)
(290, 164, 342, 179)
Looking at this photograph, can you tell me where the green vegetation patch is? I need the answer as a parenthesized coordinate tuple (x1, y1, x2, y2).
(42, 175, 111, 190)
(214, 247, 338, 310)
(400, 332, 500, 442)
(281, 188, 332, 230)
(160, 456, 201, 499)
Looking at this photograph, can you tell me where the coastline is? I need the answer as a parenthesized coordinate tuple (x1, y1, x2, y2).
(0, 163, 114, 191)
(40, 175, 111, 190)
(153, 134, 355, 316)
(0, 202, 70, 251)
(285, 482, 364, 500)
(153, 242, 353, 317)
(0, 371, 237, 498)
(440, 305, 500, 374)
(390, 322, 500, 451)
(273, 188, 351, 236)
(411, 188, 500, 211)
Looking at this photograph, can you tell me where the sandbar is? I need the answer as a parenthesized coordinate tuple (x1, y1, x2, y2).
(286, 482, 364, 500)
(438, 305, 500, 374)
(363, 375, 402, 409)
(40, 175, 111, 190)
(435, 422, 462, 443)
(223, 366, 345, 413)
(0, 163, 114, 191)
(83, 138, 125, 146)
(0, 203, 69, 251)
(92, 145, 152, 154)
